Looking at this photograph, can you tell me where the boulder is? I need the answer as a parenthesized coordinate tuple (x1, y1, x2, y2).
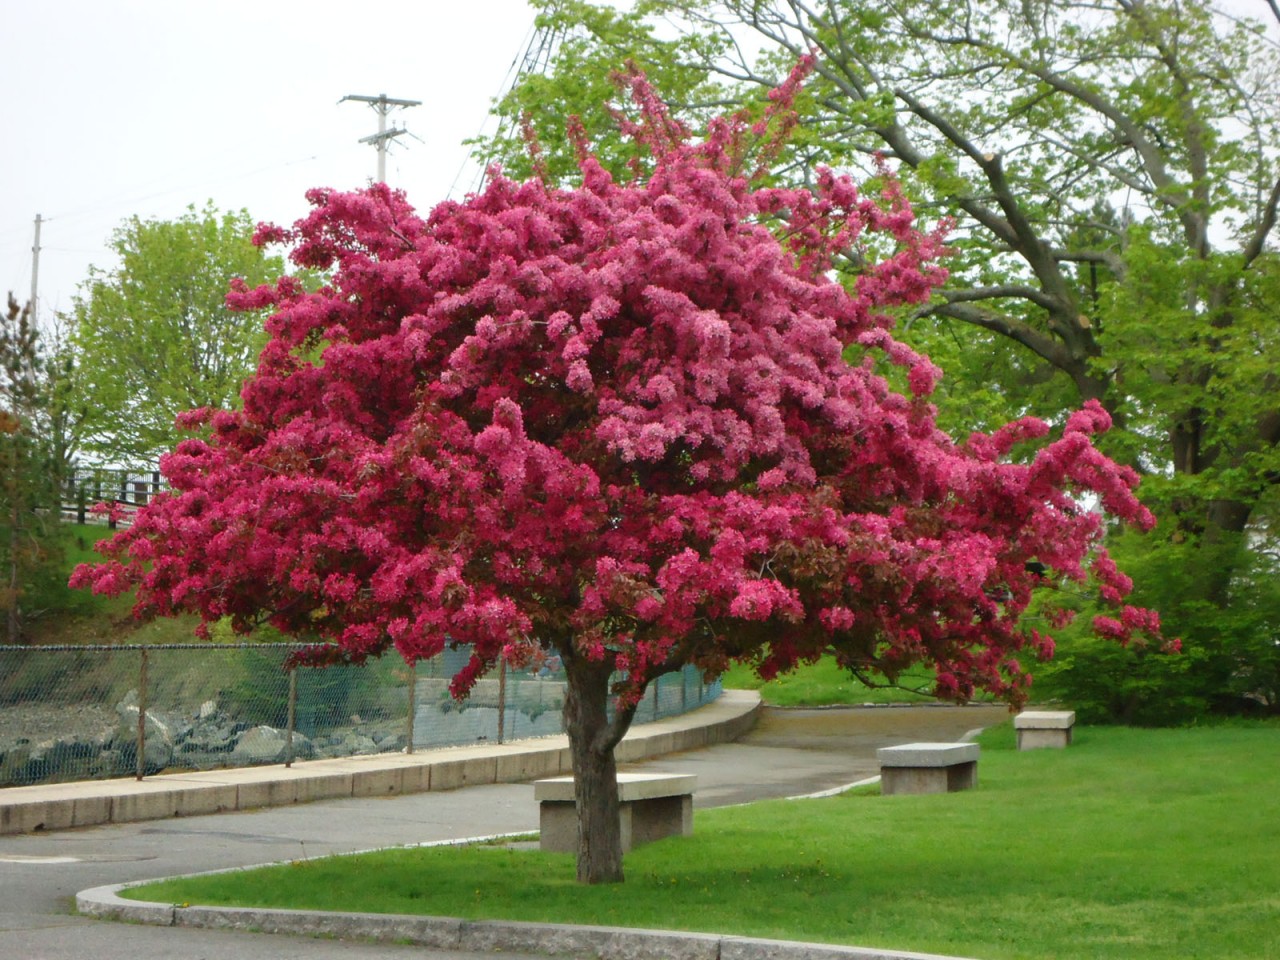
(113, 704, 174, 774)
(88, 747, 130, 778)
(0, 741, 33, 784)
(227, 726, 311, 764)
(178, 716, 239, 755)
(323, 732, 378, 757)
(231, 725, 289, 764)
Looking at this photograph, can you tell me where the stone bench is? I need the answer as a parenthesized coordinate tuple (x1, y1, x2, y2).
(877, 742, 979, 795)
(533, 772, 695, 853)
(1014, 710, 1076, 750)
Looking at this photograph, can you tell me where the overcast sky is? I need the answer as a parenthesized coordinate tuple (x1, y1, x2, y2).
(0, 0, 539, 325)
(3, 1, 1274, 331)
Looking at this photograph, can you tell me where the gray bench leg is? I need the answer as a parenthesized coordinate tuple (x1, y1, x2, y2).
(539, 794, 694, 852)
(539, 800, 578, 853)
(881, 761, 977, 795)
(626, 794, 692, 849)
(1017, 728, 1073, 750)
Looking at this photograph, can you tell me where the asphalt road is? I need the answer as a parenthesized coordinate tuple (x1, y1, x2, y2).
(0, 704, 1007, 960)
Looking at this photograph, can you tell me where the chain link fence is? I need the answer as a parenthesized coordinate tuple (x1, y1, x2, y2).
(0, 644, 721, 788)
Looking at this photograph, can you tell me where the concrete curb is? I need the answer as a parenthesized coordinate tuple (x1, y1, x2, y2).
(75, 880, 982, 960)
(2, 689, 761, 836)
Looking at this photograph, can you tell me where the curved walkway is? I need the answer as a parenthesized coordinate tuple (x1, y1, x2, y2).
(0, 691, 760, 836)
(2, 693, 1009, 960)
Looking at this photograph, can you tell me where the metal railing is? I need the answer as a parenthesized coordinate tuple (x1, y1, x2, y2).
(60, 466, 163, 527)
(0, 643, 721, 788)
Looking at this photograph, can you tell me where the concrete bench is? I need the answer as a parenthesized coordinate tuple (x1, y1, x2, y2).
(533, 772, 695, 853)
(877, 742, 979, 795)
(1014, 710, 1076, 750)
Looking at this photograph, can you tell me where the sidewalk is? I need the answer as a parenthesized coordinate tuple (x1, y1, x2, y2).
(0, 688, 761, 836)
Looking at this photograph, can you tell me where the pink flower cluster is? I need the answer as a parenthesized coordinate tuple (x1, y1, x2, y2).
(72, 71, 1162, 708)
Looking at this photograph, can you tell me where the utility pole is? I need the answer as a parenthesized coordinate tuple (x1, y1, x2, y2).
(340, 93, 422, 183)
(30, 214, 42, 324)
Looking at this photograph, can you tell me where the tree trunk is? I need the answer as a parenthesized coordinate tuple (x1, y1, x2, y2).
(561, 653, 627, 884)
(1199, 498, 1254, 607)
(6, 440, 21, 645)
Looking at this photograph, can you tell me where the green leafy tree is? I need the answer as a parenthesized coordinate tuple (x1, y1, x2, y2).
(488, 0, 1280, 720)
(0, 295, 64, 642)
(472, 0, 729, 185)
(70, 203, 285, 464)
(35, 313, 91, 483)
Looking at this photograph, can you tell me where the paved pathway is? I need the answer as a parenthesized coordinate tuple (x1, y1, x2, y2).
(0, 703, 1006, 960)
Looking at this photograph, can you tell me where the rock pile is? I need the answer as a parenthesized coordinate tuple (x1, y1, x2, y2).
(0, 693, 407, 787)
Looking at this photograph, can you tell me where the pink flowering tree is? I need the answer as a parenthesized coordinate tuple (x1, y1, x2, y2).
(74, 68, 1164, 884)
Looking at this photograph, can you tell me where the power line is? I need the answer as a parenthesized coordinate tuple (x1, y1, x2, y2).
(339, 93, 422, 183)
(0, 148, 336, 246)
(449, 14, 578, 200)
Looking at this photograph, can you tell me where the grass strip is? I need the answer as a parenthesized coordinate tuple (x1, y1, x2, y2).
(721, 657, 948, 706)
(128, 722, 1280, 960)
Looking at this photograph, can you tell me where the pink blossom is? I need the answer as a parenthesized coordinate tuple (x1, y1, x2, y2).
(72, 66, 1164, 719)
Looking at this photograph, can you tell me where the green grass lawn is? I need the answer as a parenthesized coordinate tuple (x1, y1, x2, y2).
(30, 523, 232, 646)
(721, 656, 953, 706)
(128, 721, 1280, 959)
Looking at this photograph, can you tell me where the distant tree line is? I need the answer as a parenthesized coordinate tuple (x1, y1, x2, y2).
(2, 203, 285, 641)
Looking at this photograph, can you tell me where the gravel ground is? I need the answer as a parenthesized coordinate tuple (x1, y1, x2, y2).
(0, 703, 119, 746)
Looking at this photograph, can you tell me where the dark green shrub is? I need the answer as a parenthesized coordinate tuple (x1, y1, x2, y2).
(1034, 529, 1280, 725)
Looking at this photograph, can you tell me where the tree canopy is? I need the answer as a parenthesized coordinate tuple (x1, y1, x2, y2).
(69, 203, 284, 464)
(483, 0, 1280, 718)
(492, 0, 1280, 520)
(75, 69, 1163, 882)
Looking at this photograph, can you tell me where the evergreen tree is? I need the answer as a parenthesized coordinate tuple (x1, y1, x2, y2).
(0, 295, 63, 643)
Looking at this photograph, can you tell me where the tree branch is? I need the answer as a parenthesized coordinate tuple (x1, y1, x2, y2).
(1242, 176, 1280, 269)
(914, 300, 1074, 372)
(598, 699, 638, 754)
(900, 9, 1202, 245)
(1050, 247, 1127, 280)
(938, 284, 1062, 312)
